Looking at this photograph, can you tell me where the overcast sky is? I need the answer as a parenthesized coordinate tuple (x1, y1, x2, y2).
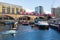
(0, 0, 60, 13)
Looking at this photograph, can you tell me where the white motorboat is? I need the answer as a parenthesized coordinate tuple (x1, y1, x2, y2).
(34, 17, 49, 29)
(35, 21, 49, 26)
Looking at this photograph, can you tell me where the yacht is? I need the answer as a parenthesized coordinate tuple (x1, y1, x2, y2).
(34, 17, 49, 29)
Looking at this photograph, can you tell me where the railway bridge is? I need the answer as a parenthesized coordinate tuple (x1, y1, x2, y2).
(0, 13, 43, 20)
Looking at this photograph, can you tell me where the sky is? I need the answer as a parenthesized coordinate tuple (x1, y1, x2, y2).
(0, 0, 60, 13)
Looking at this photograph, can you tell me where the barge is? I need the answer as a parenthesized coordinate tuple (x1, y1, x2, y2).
(49, 18, 60, 31)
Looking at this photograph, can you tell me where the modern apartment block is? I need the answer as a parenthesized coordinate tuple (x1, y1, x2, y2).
(0, 2, 25, 14)
(35, 6, 44, 14)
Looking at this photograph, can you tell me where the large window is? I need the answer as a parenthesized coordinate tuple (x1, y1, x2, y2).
(7, 7, 10, 14)
(2, 6, 5, 14)
(12, 8, 14, 14)
(20, 8, 23, 12)
(16, 8, 19, 14)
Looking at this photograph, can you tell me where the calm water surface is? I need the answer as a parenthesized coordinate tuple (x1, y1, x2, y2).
(0, 25, 60, 40)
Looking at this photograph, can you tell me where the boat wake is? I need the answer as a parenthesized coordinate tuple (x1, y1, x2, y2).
(1, 30, 17, 34)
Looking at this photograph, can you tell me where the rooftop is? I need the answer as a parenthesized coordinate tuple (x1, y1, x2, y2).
(0, 2, 22, 8)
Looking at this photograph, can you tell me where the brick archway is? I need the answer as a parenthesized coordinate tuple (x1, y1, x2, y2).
(0, 15, 15, 20)
(4, 15, 15, 20)
(18, 16, 31, 20)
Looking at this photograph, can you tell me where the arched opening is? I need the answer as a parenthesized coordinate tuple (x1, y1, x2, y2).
(0, 15, 15, 20)
(5, 15, 15, 20)
(19, 16, 31, 20)
(18, 16, 31, 24)
(0, 15, 15, 31)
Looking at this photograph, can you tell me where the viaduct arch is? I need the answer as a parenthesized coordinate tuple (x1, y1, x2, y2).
(0, 14, 39, 20)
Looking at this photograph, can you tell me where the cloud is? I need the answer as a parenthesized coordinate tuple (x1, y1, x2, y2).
(25, 8, 51, 14)
(45, 11, 51, 14)
(25, 9, 34, 12)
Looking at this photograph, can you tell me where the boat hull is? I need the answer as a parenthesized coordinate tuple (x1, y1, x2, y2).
(35, 24, 49, 30)
(49, 24, 60, 31)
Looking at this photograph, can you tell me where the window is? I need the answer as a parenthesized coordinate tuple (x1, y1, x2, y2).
(12, 8, 14, 14)
(20, 8, 23, 12)
(16, 8, 19, 14)
(7, 7, 10, 14)
(2, 6, 5, 13)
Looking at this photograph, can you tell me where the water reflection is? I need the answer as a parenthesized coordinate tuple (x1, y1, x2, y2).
(0, 25, 60, 40)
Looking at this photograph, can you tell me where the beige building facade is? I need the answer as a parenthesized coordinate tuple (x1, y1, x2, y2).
(0, 2, 25, 14)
